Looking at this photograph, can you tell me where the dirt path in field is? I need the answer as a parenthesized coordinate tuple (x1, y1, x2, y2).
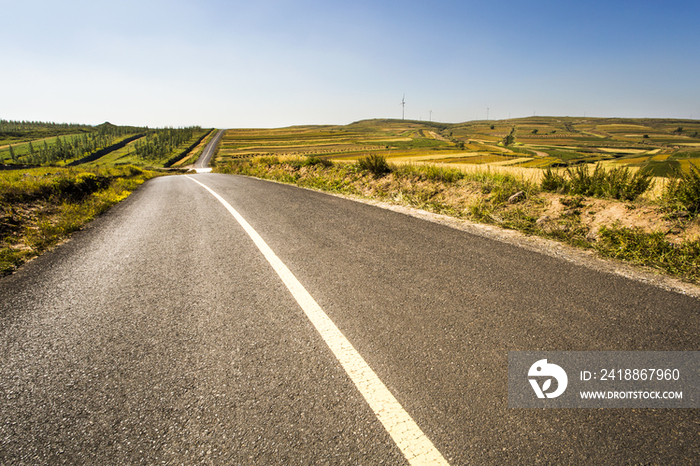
(519, 145, 549, 157)
(427, 131, 451, 142)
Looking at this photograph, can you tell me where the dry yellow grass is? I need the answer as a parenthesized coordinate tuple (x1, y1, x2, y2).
(678, 160, 698, 172)
(597, 148, 648, 154)
(271, 153, 547, 184)
(598, 124, 655, 131)
(407, 160, 547, 183)
(615, 156, 651, 164)
(382, 153, 478, 163)
(488, 157, 534, 166)
(518, 159, 558, 168)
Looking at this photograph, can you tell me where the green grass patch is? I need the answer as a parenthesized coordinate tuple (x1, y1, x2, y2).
(1, 165, 159, 275)
(595, 226, 700, 282)
(671, 150, 700, 159)
(640, 160, 681, 177)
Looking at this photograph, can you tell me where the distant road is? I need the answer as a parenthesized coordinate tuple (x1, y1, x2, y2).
(1, 173, 699, 464)
(194, 129, 225, 169)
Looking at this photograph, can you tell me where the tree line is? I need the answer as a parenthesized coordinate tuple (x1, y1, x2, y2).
(2, 121, 202, 166)
(133, 127, 202, 161)
(11, 132, 122, 165)
(2, 121, 152, 165)
(0, 119, 93, 138)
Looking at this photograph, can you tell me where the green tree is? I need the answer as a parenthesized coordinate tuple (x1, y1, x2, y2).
(503, 127, 516, 146)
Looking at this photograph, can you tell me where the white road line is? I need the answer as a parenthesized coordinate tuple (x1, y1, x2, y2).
(186, 175, 449, 466)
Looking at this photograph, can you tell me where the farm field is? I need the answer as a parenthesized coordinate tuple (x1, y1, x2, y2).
(214, 117, 700, 177)
(1, 121, 212, 169)
(85, 128, 214, 168)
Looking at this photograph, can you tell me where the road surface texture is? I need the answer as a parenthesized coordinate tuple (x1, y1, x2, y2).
(1, 173, 699, 465)
(194, 130, 225, 170)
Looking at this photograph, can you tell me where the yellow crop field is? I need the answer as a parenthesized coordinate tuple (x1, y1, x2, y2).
(213, 117, 700, 177)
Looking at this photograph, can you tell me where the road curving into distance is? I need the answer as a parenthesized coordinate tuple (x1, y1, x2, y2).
(194, 129, 225, 171)
(1, 173, 699, 464)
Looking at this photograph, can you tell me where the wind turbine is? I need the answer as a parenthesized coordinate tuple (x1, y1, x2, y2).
(401, 94, 406, 120)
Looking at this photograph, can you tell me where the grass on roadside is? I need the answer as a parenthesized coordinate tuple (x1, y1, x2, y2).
(541, 164, 655, 201)
(595, 226, 700, 279)
(664, 163, 700, 216)
(1, 165, 159, 275)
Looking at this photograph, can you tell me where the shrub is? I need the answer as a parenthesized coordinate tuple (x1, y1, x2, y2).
(665, 163, 700, 215)
(581, 165, 655, 201)
(302, 157, 333, 168)
(609, 166, 654, 201)
(357, 154, 391, 178)
(255, 156, 281, 166)
(566, 164, 602, 195)
(75, 172, 100, 192)
(123, 165, 144, 177)
(541, 164, 653, 201)
(541, 168, 568, 193)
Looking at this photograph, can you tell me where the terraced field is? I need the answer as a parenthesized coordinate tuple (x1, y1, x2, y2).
(214, 117, 700, 176)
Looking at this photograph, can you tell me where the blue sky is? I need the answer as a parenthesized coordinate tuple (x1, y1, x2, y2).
(2, 0, 699, 128)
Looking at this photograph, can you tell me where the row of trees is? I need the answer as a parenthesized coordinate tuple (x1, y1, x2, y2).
(133, 127, 202, 161)
(11, 132, 122, 165)
(2, 122, 154, 165)
(0, 119, 93, 136)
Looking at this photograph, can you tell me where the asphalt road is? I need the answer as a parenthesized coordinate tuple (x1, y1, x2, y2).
(1, 173, 699, 465)
(194, 129, 225, 170)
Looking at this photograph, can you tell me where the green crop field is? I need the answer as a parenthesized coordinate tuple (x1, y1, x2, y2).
(1, 120, 212, 169)
(1, 133, 93, 164)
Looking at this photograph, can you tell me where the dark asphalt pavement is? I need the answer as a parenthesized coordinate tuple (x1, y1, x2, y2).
(1, 173, 699, 465)
(195, 130, 225, 169)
